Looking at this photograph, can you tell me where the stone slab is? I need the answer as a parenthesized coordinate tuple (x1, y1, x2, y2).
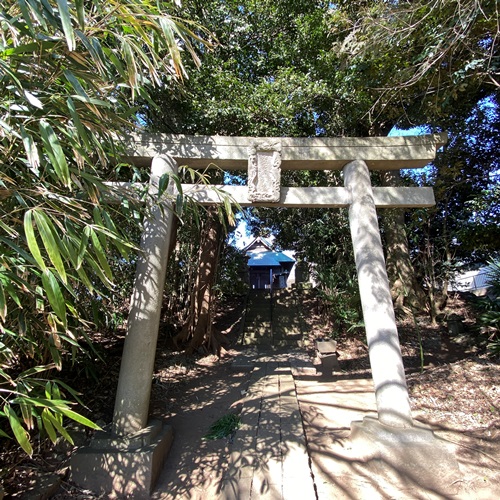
(126, 132, 447, 171)
(231, 360, 255, 372)
(70, 423, 173, 497)
(179, 185, 436, 208)
(91, 419, 162, 451)
(248, 140, 281, 203)
(316, 340, 337, 354)
(350, 416, 461, 495)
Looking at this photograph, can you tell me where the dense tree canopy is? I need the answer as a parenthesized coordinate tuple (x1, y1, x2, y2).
(143, 0, 499, 325)
(145, 0, 498, 135)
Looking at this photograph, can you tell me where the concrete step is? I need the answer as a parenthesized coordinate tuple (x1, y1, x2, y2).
(242, 288, 304, 347)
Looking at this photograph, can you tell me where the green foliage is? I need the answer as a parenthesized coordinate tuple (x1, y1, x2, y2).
(143, 0, 499, 332)
(405, 99, 499, 318)
(145, 0, 498, 329)
(313, 266, 362, 335)
(332, 0, 499, 126)
(215, 244, 249, 298)
(475, 262, 500, 356)
(143, 0, 342, 136)
(0, 0, 208, 453)
(203, 413, 240, 440)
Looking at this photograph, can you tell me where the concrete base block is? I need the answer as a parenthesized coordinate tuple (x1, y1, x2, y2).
(70, 420, 173, 498)
(350, 417, 461, 495)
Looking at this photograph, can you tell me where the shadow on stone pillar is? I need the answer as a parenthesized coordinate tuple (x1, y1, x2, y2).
(344, 159, 460, 493)
(70, 421, 174, 498)
(71, 156, 178, 496)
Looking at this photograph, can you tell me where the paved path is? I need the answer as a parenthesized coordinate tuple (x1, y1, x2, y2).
(153, 347, 494, 499)
(221, 354, 316, 500)
(154, 291, 492, 499)
(242, 289, 303, 347)
(219, 349, 386, 500)
(219, 349, 474, 500)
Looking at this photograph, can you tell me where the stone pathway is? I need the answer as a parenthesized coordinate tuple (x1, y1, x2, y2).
(221, 354, 315, 500)
(242, 289, 303, 347)
(153, 291, 496, 499)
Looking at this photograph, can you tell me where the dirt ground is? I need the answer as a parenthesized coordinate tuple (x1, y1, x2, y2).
(2, 293, 499, 498)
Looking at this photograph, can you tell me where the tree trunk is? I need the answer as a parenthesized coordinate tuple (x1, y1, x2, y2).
(381, 171, 426, 315)
(174, 208, 223, 354)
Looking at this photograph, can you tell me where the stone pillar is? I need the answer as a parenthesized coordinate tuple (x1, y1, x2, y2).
(113, 155, 178, 435)
(343, 160, 413, 428)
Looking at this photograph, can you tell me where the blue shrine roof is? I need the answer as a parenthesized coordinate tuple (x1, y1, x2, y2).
(247, 251, 295, 268)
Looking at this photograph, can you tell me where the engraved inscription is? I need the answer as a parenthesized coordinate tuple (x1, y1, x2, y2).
(248, 141, 281, 202)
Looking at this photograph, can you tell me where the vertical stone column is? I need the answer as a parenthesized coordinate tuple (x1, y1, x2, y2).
(343, 160, 413, 428)
(113, 155, 178, 435)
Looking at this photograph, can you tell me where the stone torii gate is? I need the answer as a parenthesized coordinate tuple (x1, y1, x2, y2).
(72, 133, 449, 495)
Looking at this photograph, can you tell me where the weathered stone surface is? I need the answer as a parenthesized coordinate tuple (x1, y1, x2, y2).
(224, 356, 315, 500)
(112, 155, 178, 435)
(350, 417, 461, 496)
(125, 132, 447, 171)
(70, 422, 173, 497)
(344, 159, 413, 428)
(179, 184, 435, 208)
(248, 141, 282, 203)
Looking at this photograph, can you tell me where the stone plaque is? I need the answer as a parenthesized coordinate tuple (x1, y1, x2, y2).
(248, 141, 281, 202)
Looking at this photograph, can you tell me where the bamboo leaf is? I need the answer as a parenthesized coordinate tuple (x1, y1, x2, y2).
(92, 207, 108, 250)
(23, 0, 48, 29)
(67, 97, 91, 149)
(17, 364, 57, 378)
(121, 39, 138, 93)
(0, 59, 22, 90)
(63, 70, 90, 99)
(100, 211, 129, 259)
(24, 210, 46, 271)
(89, 229, 113, 281)
(77, 226, 91, 270)
(33, 210, 67, 284)
(45, 381, 53, 400)
(17, 0, 35, 32)
(56, 0, 76, 51)
(158, 173, 171, 199)
(5, 404, 33, 456)
(74, 0, 85, 29)
(86, 254, 113, 287)
(20, 401, 34, 430)
(54, 377, 84, 397)
(59, 408, 101, 429)
(74, 30, 106, 74)
(39, 120, 71, 188)
(75, 265, 94, 292)
(20, 125, 40, 176)
(3, 279, 22, 309)
(0, 281, 6, 321)
(0, 236, 37, 266)
(41, 408, 58, 444)
(41, 269, 67, 327)
(45, 409, 74, 444)
(102, 46, 128, 81)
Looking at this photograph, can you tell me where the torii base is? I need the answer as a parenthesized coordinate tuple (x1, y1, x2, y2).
(70, 420, 173, 498)
(350, 417, 461, 495)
